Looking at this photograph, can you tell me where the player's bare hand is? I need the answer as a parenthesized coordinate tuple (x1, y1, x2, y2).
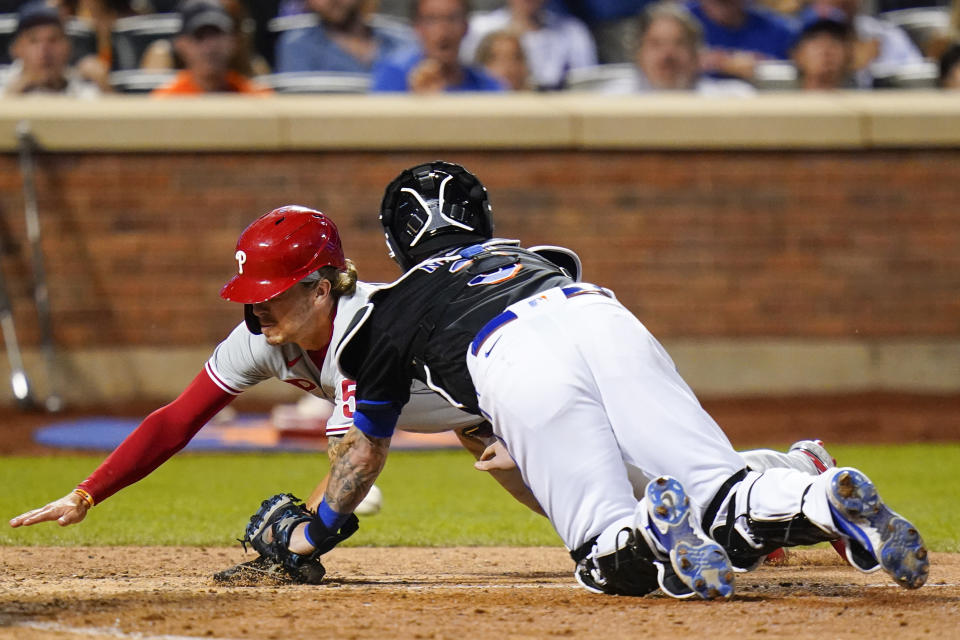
(474, 440, 516, 471)
(9, 492, 90, 528)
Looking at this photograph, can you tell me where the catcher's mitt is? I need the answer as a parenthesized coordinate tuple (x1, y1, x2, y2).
(241, 493, 358, 582)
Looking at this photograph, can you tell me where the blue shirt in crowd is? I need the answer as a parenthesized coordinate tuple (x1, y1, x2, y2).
(547, 0, 652, 23)
(370, 50, 505, 92)
(687, 1, 798, 61)
(276, 20, 417, 73)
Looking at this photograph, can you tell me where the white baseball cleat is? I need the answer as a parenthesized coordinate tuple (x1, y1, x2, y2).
(779, 439, 849, 566)
(642, 476, 735, 600)
(827, 468, 929, 589)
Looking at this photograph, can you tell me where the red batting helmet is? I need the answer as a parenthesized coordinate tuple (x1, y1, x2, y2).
(219, 206, 346, 305)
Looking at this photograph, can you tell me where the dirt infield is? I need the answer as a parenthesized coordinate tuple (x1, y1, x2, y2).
(2, 393, 958, 639)
(1, 546, 958, 640)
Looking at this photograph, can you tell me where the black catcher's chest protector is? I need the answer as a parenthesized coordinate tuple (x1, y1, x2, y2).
(339, 244, 574, 413)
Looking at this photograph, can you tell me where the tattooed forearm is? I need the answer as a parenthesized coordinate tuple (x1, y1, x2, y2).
(304, 435, 347, 512)
(323, 426, 390, 514)
(326, 434, 347, 461)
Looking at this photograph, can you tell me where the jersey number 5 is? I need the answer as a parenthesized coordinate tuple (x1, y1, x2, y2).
(341, 380, 356, 418)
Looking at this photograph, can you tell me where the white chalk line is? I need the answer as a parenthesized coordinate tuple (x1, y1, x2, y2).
(864, 582, 958, 589)
(13, 621, 240, 640)
(324, 580, 959, 591)
(337, 582, 577, 590)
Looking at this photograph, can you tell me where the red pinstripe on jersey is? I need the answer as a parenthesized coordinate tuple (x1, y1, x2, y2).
(204, 361, 243, 395)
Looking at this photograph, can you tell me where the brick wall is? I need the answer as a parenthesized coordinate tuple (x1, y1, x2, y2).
(0, 149, 957, 349)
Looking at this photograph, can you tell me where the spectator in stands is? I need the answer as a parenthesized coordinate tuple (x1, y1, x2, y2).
(601, 1, 754, 94)
(220, 0, 271, 76)
(939, 42, 960, 89)
(809, 0, 923, 87)
(49, 0, 140, 92)
(274, 0, 416, 73)
(474, 29, 531, 90)
(1, 1, 100, 97)
(152, 0, 271, 95)
(371, 0, 503, 92)
(686, 0, 798, 81)
(791, 11, 856, 90)
(142, 0, 271, 77)
(460, 0, 596, 90)
(545, 0, 651, 64)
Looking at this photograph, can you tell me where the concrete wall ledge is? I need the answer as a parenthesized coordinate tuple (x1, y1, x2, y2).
(0, 92, 957, 152)
(4, 339, 959, 405)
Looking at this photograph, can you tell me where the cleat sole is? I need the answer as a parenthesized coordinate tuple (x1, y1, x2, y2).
(646, 476, 735, 601)
(828, 468, 929, 590)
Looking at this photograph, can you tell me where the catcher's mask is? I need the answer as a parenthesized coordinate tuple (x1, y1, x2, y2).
(220, 206, 346, 334)
(379, 161, 493, 271)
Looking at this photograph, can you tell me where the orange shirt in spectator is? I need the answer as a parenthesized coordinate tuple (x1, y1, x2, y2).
(153, 69, 271, 95)
(150, 0, 272, 96)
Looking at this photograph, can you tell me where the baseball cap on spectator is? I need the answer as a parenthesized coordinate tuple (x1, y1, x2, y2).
(793, 7, 852, 47)
(179, 0, 234, 37)
(15, 0, 64, 37)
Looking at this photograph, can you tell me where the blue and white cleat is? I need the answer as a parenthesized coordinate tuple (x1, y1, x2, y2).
(827, 468, 929, 589)
(643, 476, 735, 600)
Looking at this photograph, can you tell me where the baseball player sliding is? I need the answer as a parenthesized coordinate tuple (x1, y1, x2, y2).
(232, 161, 928, 600)
(5, 206, 536, 577)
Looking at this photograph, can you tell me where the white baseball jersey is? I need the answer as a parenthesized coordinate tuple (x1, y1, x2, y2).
(204, 281, 484, 437)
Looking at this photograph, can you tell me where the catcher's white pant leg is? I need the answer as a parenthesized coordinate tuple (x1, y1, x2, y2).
(467, 295, 637, 549)
(467, 290, 744, 550)
(741, 448, 815, 474)
(573, 298, 746, 516)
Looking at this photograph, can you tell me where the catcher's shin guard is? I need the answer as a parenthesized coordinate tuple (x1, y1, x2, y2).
(712, 487, 837, 571)
(715, 511, 837, 571)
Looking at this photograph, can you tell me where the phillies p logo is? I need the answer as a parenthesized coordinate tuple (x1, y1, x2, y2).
(235, 250, 247, 274)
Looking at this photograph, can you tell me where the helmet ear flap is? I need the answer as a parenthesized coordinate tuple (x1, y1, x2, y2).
(244, 304, 262, 334)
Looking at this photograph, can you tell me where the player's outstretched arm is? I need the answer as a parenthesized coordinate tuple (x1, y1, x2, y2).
(10, 370, 233, 531)
(9, 490, 91, 528)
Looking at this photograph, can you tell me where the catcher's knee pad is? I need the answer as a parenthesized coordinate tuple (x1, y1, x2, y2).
(572, 527, 660, 597)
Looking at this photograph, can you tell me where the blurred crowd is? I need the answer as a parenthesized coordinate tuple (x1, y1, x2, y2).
(1, 0, 958, 97)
